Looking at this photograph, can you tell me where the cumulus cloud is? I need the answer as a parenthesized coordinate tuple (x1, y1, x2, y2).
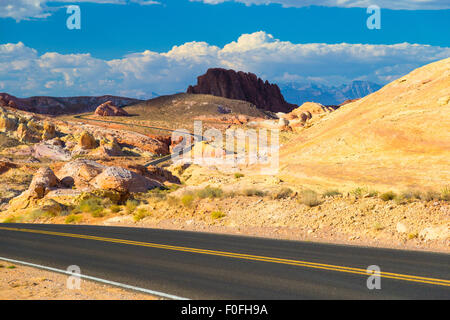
(1, 32, 449, 98)
(194, 0, 450, 10)
(0, 0, 160, 21)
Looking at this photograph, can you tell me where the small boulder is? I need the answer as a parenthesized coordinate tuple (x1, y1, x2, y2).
(79, 131, 98, 149)
(396, 222, 408, 234)
(94, 101, 129, 117)
(27, 167, 60, 199)
(0, 114, 17, 132)
(419, 225, 449, 241)
(42, 121, 56, 140)
(92, 166, 160, 193)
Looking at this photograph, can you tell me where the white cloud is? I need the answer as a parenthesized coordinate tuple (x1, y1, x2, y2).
(194, 0, 450, 10)
(1, 32, 449, 98)
(0, 0, 160, 21)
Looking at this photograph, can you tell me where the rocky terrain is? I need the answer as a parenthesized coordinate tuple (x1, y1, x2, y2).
(0, 58, 448, 254)
(0, 93, 140, 115)
(187, 68, 297, 113)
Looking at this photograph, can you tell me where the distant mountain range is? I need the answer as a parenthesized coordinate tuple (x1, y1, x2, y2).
(280, 81, 383, 106)
(0, 93, 143, 115)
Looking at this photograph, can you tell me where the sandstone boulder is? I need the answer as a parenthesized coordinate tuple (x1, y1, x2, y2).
(0, 114, 17, 132)
(42, 121, 56, 140)
(27, 167, 60, 199)
(92, 166, 160, 193)
(94, 101, 129, 117)
(33, 142, 72, 161)
(16, 123, 40, 143)
(57, 159, 106, 190)
(79, 131, 98, 149)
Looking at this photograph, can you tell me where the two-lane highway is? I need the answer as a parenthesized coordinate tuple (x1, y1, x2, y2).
(0, 223, 449, 299)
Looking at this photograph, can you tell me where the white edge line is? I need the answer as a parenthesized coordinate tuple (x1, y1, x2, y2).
(0, 256, 190, 300)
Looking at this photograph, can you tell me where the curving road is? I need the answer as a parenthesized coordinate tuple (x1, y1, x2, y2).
(73, 114, 200, 167)
(0, 223, 449, 299)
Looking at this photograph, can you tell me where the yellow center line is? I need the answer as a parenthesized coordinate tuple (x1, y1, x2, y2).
(1, 226, 449, 287)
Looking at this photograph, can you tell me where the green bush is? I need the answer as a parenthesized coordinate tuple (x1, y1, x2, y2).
(243, 188, 266, 197)
(234, 173, 244, 179)
(441, 186, 450, 201)
(323, 189, 342, 198)
(181, 193, 195, 207)
(77, 197, 104, 217)
(110, 205, 121, 213)
(272, 187, 293, 199)
(65, 214, 82, 224)
(420, 190, 440, 202)
(299, 190, 322, 207)
(197, 186, 223, 199)
(380, 191, 397, 202)
(133, 207, 150, 221)
(373, 222, 384, 231)
(211, 211, 226, 219)
(125, 200, 139, 214)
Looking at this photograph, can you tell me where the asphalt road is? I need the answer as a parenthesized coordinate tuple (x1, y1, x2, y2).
(0, 223, 449, 299)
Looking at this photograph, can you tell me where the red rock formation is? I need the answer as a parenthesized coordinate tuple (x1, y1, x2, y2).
(187, 68, 296, 113)
(94, 101, 129, 117)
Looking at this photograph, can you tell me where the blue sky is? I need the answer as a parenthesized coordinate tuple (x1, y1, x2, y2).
(0, 0, 449, 98)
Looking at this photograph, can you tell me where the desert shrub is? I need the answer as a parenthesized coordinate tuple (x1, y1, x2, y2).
(65, 214, 82, 224)
(125, 200, 139, 214)
(408, 232, 418, 240)
(167, 196, 180, 206)
(77, 197, 104, 217)
(299, 190, 322, 207)
(26, 209, 57, 220)
(110, 205, 121, 213)
(197, 186, 223, 199)
(323, 189, 342, 198)
(234, 173, 244, 179)
(133, 207, 150, 221)
(223, 191, 237, 198)
(400, 189, 422, 201)
(420, 190, 440, 202)
(351, 187, 377, 198)
(351, 187, 365, 198)
(2, 216, 20, 223)
(211, 211, 226, 219)
(373, 222, 384, 231)
(380, 191, 397, 202)
(272, 187, 293, 199)
(243, 188, 266, 197)
(440, 186, 450, 201)
(181, 193, 195, 207)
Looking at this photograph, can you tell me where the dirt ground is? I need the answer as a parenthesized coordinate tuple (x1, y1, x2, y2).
(0, 260, 158, 300)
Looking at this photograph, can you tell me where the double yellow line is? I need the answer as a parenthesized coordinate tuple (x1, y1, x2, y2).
(1, 226, 449, 287)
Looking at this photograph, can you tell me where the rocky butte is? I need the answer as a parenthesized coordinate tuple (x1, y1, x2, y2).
(187, 68, 297, 113)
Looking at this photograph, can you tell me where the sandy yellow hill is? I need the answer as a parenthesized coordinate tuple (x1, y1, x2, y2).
(279, 57, 450, 191)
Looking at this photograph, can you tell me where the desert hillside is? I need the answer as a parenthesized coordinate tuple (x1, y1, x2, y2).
(279, 57, 450, 191)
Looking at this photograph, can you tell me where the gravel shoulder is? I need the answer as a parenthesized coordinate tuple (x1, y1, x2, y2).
(0, 260, 158, 300)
